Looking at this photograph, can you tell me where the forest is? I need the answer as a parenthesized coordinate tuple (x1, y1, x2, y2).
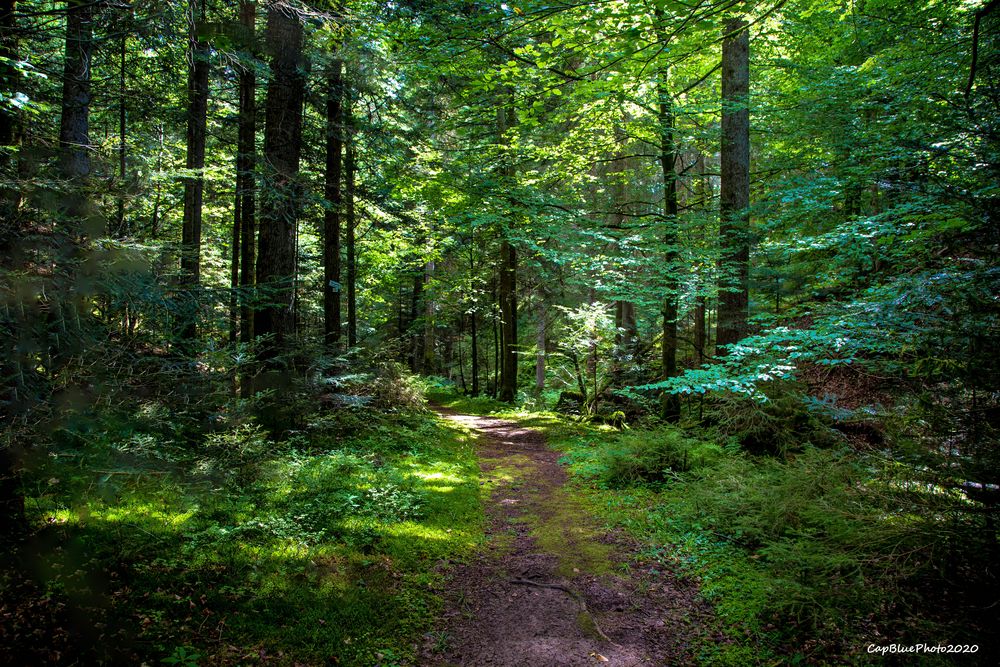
(1, 0, 998, 664)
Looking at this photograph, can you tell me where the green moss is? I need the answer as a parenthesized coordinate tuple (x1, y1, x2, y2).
(575, 610, 601, 639)
(525, 487, 616, 578)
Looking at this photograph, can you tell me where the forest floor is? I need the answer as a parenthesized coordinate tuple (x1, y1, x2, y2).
(421, 406, 713, 666)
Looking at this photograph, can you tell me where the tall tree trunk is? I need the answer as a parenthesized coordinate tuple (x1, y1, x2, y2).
(499, 239, 517, 401)
(470, 309, 479, 396)
(656, 9, 681, 422)
(59, 0, 92, 183)
(0, 0, 20, 215)
(238, 0, 256, 346)
(457, 315, 467, 392)
(423, 259, 435, 371)
(410, 268, 422, 370)
(230, 185, 240, 343)
(0, 0, 21, 531)
(492, 275, 499, 398)
(324, 58, 343, 349)
(535, 298, 546, 395)
(716, 17, 751, 352)
(151, 122, 163, 239)
(693, 152, 708, 364)
(469, 238, 479, 396)
(345, 86, 357, 347)
(180, 0, 209, 338)
(497, 105, 518, 403)
(115, 28, 127, 236)
(255, 3, 304, 357)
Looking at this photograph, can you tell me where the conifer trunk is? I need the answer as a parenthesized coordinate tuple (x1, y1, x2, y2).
(324, 58, 343, 349)
(255, 4, 304, 356)
(656, 8, 681, 422)
(716, 17, 751, 352)
(180, 0, 209, 328)
(497, 105, 517, 403)
(237, 0, 256, 345)
(59, 0, 92, 182)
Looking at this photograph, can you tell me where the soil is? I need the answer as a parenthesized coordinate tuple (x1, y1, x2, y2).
(421, 407, 714, 666)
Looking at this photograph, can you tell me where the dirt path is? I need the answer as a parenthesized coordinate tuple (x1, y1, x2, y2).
(421, 408, 712, 666)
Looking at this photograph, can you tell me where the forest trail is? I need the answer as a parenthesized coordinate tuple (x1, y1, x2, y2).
(422, 407, 712, 666)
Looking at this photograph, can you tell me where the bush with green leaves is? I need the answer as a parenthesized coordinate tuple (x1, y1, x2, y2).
(562, 427, 726, 489)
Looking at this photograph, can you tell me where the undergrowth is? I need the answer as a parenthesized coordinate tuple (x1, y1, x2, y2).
(3, 372, 482, 666)
(428, 384, 999, 665)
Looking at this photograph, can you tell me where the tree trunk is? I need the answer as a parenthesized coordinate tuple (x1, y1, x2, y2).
(238, 0, 256, 346)
(716, 17, 751, 352)
(410, 269, 422, 370)
(59, 0, 92, 183)
(469, 239, 479, 396)
(656, 9, 681, 422)
(457, 315, 467, 392)
(230, 185, 240, 344)
(470, 308, 479, 396)
(345, 87, 357, 348)
(0, 0, 20, 214)
(179, 0, 209, 339)
(324, 58, 343, 349)
(535, 298, 546, 395)
(499, 240, 517, 401)
(115, 27, 128, 236)
(0, 0, 22, 534)
(423, 259, 435, 371)
(151, 123, 163, 239)
(497, 105, 518, 403)
(693, 152, 708, 364)
(492, 275, 500, 398)
(255, 3, 304, 356)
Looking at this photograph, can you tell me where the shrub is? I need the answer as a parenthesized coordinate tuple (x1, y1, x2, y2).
(597, 428, 725, 488)
(369, 363, 426, 411)
(706, 381, 840, 455)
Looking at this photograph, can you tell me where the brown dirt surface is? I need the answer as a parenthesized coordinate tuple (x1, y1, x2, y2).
(421, 407, 714, 666)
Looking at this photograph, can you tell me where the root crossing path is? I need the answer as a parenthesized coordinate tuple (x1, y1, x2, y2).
(422, 407, 712, 666)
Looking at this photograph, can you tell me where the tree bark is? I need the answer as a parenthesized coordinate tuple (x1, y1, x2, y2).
(115, 27, 127, 236)
(656, 8, 681, 422)
(410, 264, 422, 370)
(0, 0, 22, 535)
(255, 3, 304, 356)
(423, 259, 434, 371)
(59, 0, 92, 182)
(492, 275, 499, 398)
(324, 58, 343, 349)
(345, 85, 357, 348)
(0, 0, 20, 531)
(230, 184, 240, 344)
(535, 298, 546, 395)
(497, 105, 518, 403)
(179, 0, 209, 339)
(469, 238, 479, 395)
(238, 0, 256, 345)
(693, 152, 709, 364)
(716, 17, 751, 352)
(0, 0, 20, 214)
